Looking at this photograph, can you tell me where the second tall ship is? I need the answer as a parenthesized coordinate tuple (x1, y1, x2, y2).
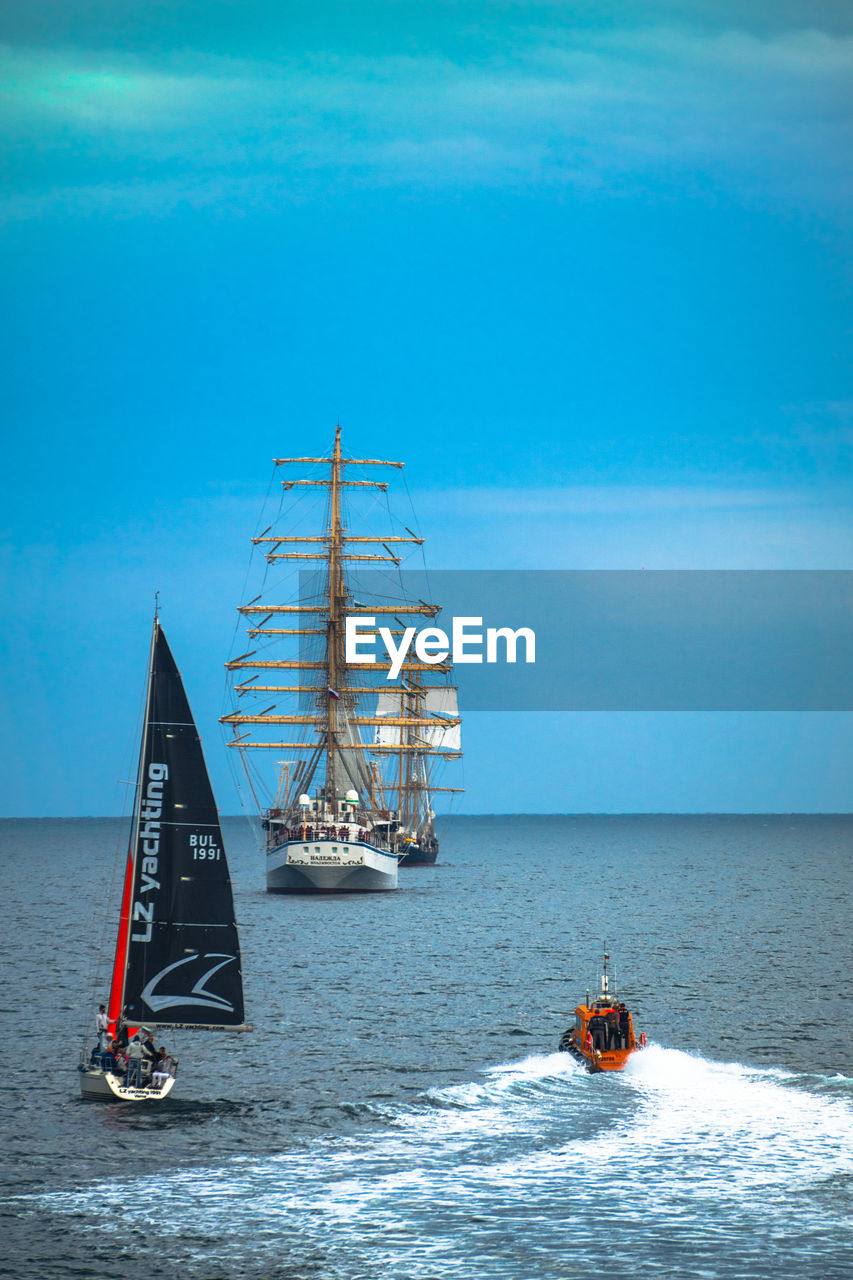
(222, 427, 462, 892)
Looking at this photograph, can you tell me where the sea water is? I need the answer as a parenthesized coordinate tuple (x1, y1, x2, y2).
(1, 815, 851, 1279)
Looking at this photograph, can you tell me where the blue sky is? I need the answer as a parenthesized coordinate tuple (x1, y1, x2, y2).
(1, 1, 851, 815)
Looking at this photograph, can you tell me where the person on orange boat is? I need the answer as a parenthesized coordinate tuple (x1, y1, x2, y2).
(639, 1031, 647, 1048)
(589, 1015, 606, 1051)
(584, 1028, 593, 1056)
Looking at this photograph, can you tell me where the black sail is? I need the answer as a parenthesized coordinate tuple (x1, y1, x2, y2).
(122, 621, 246, 1029)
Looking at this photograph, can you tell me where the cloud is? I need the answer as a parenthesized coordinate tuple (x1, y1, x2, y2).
(408, 482, 853, 569)
(417, 484, 818, 516)
(1, 20, 852, 218)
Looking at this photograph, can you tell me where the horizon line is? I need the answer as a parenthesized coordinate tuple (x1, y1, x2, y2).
(2, 811, 851, 821)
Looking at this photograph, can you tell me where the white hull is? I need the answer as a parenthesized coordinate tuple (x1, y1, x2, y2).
(266, 837, 398, 893)
(78, 1067, 176, 1102)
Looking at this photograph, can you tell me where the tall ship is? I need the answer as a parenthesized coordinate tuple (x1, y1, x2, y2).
(222, 426, 462, 892)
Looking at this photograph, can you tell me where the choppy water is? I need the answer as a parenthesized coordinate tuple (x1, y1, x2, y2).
(1, 815, 851, 1279)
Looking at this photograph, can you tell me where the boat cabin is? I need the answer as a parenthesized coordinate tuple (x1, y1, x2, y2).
(582, 1000, 633, 1049)
(559, 999, 637, 1071)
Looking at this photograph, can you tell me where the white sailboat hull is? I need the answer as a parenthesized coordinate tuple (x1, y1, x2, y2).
(266, 837, 398, 893)
(78, 1068, 176, 1102)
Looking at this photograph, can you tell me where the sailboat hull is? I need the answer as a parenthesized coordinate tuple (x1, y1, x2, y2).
(78, 1068, 177, 1102)
(266, 837, 398, 893)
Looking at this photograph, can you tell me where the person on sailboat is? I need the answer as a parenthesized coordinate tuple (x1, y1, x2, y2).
(151, 1047, 177, 1088)
(126, 1035, 145, 1087)
(98, 1042, 118, 1073)
(96, 1005, 109, 1052)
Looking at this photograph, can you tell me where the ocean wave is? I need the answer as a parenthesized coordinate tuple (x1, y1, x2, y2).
(26, 1046, 852, 1279)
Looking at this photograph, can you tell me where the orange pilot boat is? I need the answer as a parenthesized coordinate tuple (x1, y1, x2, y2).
(558, 948, 646, 1073)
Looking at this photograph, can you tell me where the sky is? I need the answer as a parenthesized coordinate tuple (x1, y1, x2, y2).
(1, 0, 851, 816)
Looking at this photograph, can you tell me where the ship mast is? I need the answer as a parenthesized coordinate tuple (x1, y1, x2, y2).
(222, 428, 463, 811)
(108, 612, 158, 1034)
(400, 673, 421, 833)
(398, 681, 407, 828)
(326, 424, 343, 803)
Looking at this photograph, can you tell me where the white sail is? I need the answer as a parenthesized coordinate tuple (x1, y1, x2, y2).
(374, 688, 461, 750)
(423, 688, 461, 750)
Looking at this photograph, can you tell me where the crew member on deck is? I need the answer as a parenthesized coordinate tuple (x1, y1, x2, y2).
(96, 1004, 109, 1052)
(126, 1035, 145, 1087)
(151, 1047, 176, 1088)
(99, 1041, 117, 1073)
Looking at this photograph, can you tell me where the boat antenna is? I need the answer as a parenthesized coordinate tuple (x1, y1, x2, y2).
(602, 943, 609, 1000)
(154, 589, 160, 621)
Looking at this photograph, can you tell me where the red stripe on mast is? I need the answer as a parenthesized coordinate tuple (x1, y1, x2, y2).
(107, 849, 134, 1036)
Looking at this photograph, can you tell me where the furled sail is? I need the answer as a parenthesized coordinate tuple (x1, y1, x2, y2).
(118, 621, 246, 1030)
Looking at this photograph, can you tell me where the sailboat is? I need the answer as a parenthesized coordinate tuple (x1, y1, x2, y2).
(221, 426, 463, 892)
(79, 614, 248, 1100)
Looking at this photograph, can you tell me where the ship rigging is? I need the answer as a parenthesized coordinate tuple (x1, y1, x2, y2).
(222, 426, 463, 890)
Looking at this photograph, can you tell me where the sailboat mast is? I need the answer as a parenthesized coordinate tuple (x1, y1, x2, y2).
(326, 425, 344, 802)
(107, 614, 158, 1033)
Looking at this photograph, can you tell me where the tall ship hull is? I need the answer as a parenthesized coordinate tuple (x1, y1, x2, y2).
(266, 835, 398, 892)
(222, 426, 463, 893)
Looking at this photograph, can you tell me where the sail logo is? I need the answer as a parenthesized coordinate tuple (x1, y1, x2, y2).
(345, 616, 536, 681)
(130, 762, 168, 944)
(139, 952, 237, 1013)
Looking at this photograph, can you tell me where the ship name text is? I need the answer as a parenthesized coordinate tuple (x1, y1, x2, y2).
(131, 762, 169, 944)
